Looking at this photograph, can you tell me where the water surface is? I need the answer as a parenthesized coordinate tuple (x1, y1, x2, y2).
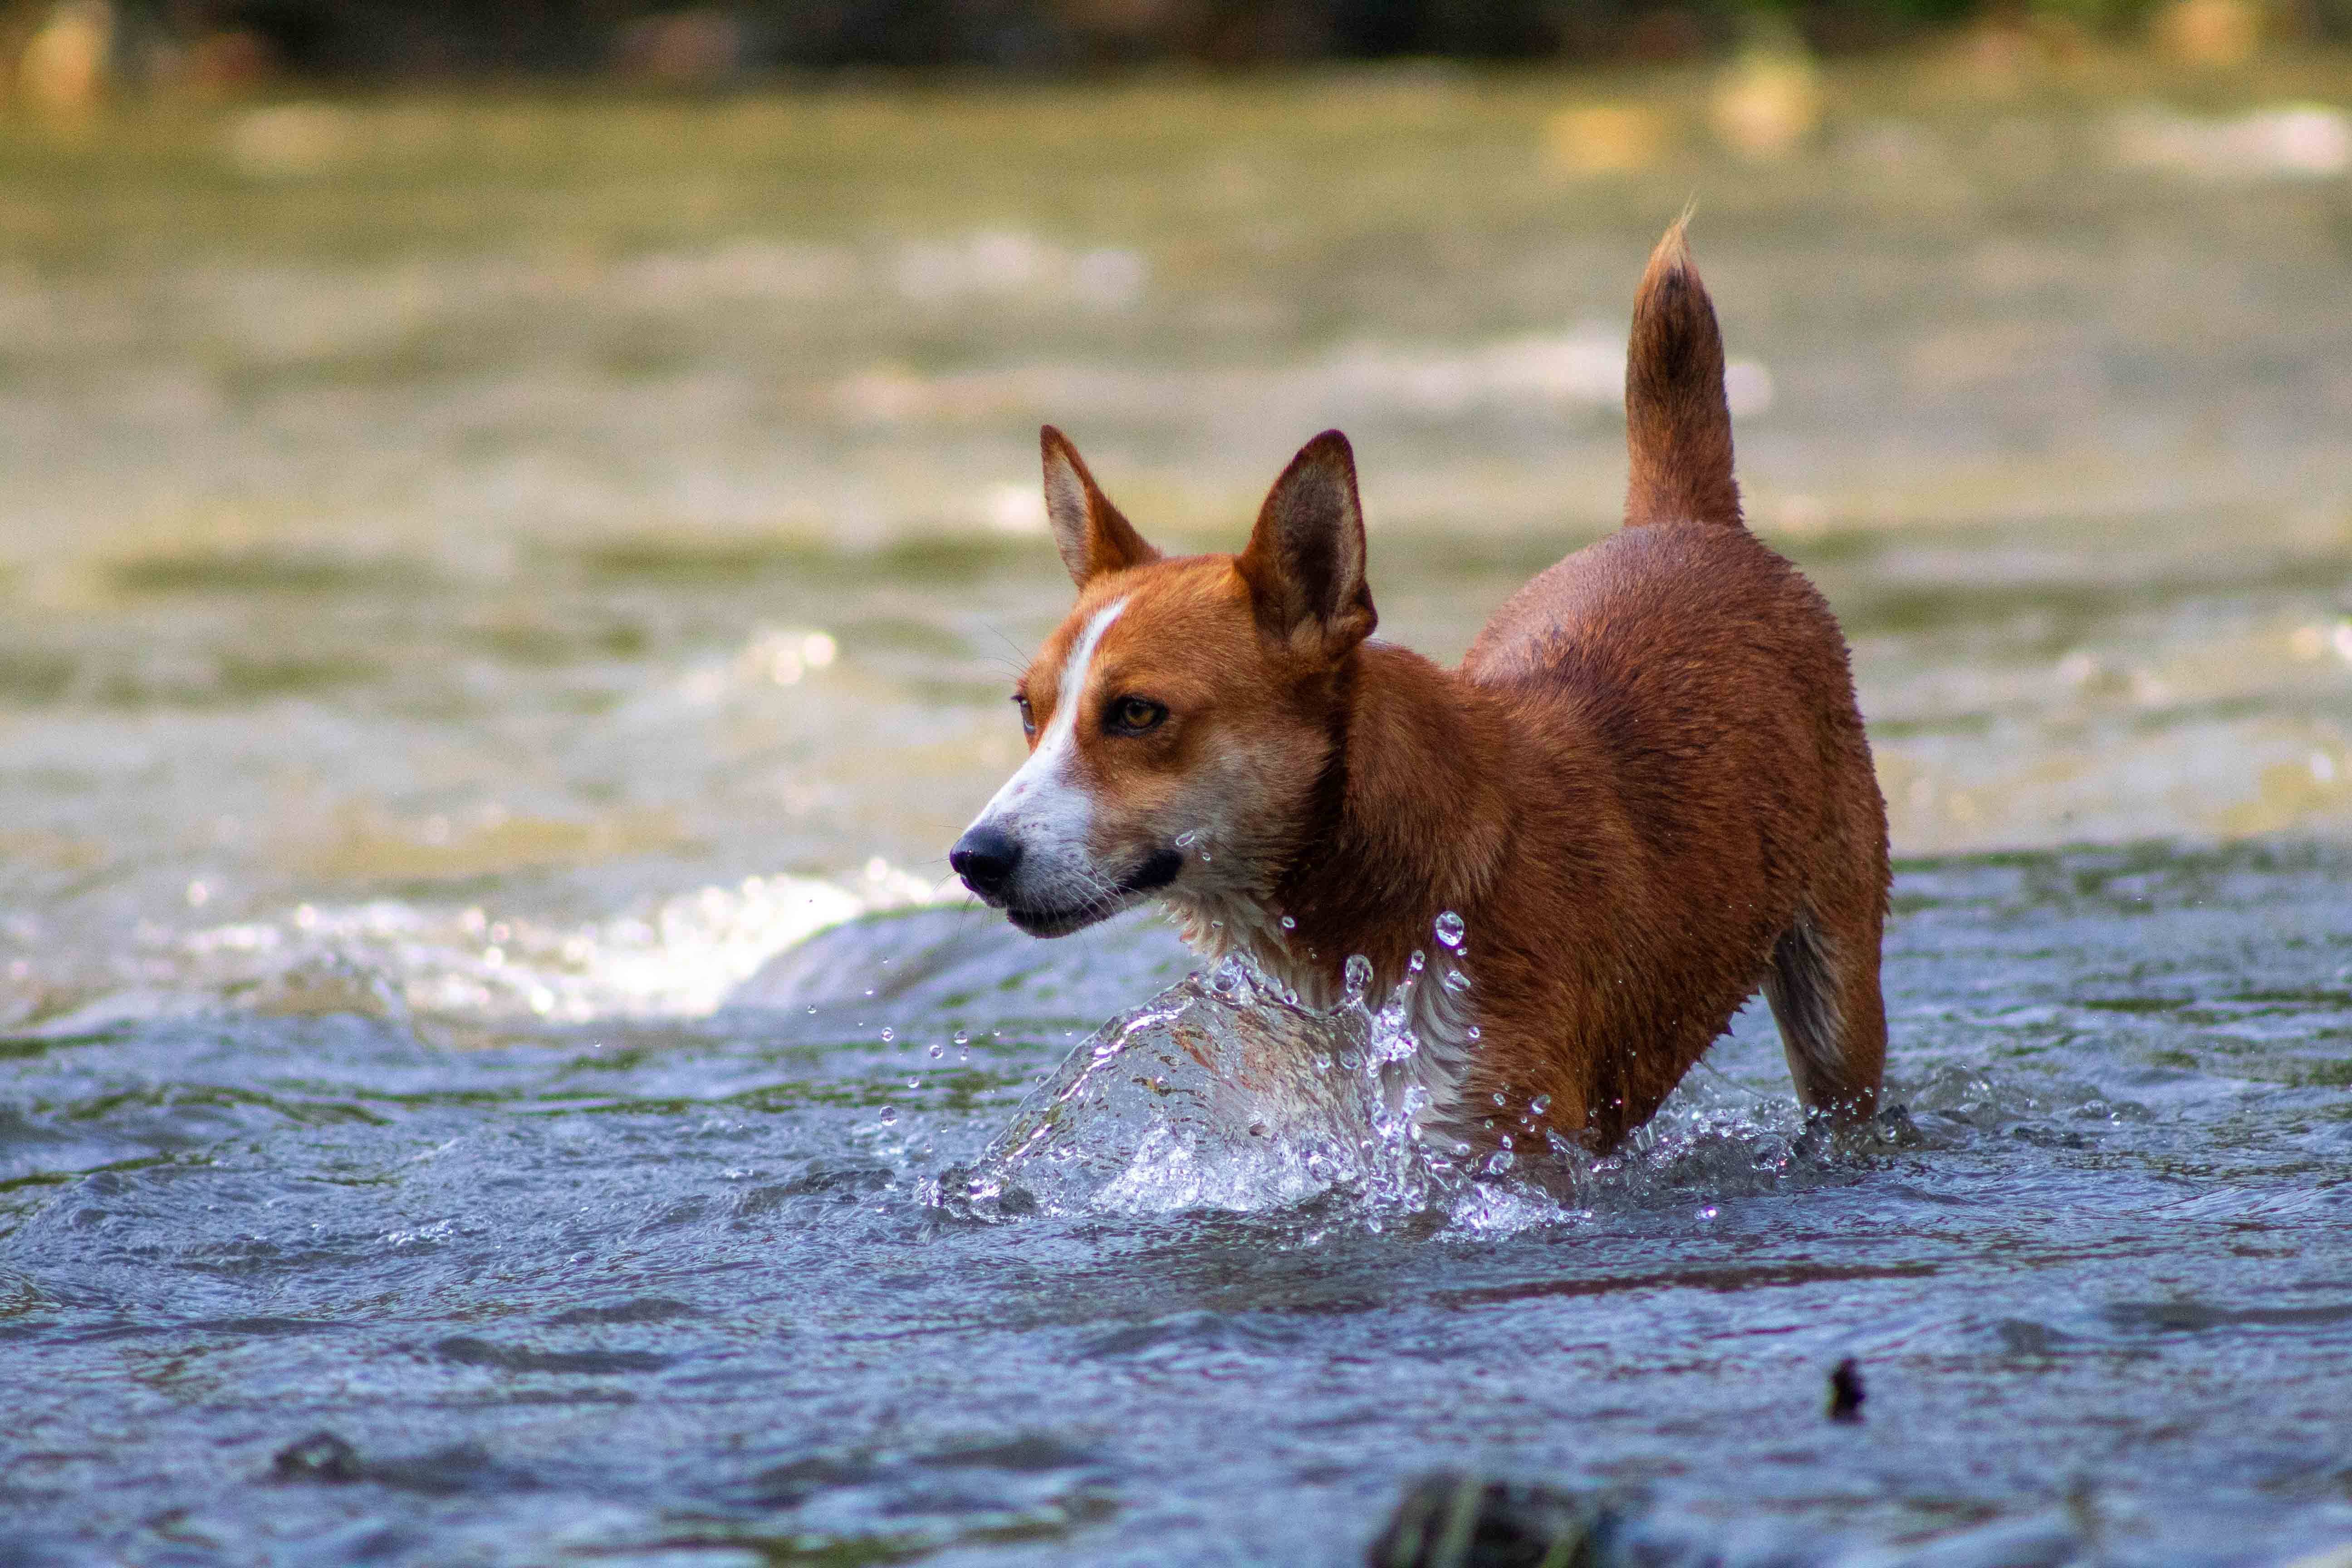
(3, 59, 2352, 1566)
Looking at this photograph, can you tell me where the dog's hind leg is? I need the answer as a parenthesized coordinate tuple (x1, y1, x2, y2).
(1762, 904, 1885, 1123)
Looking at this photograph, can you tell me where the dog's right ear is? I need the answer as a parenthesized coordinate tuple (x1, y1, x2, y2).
(1041, 426, 1158, 588)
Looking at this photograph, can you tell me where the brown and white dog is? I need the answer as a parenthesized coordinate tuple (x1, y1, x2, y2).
(950, 223, 1889, 1156)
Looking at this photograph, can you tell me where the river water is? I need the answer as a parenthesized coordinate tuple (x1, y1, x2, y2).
(3, 59, 2352, 1566)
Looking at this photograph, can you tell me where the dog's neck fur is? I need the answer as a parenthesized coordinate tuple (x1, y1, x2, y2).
(1160, 641, 1525, 1123)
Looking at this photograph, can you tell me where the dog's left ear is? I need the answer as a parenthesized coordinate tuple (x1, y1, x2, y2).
(1042, 426, 1158, 588)
(1238, 430, 1377, 658)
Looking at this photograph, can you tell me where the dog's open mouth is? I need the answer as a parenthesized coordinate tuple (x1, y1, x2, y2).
(1003, 848, 1183, 937)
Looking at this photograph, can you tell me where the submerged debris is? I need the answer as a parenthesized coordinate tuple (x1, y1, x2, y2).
(270, 1431, 362, 1484)
(1367, 1472, 1623, 1568)
(1827, 1357, 1867, 1422)
(266, 1431, 519, 1495)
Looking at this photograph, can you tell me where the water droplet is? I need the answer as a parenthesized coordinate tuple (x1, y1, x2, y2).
(906, 1076, 921, 1089)
(928, 1043, 944, 1059)
(1492, 1091, 1507, 1107)
(1433, 910, 1465, 948)
(1343, 954, 1374, 1001)
(1465, 1025, 1481, 1041)
(1406, 950, 1426, 975)
(1699, 1205, 1718, 1220)
(952, 1029, 970, 1046)
(879, 1026, 895, 1043)
(1442, 968, 1471, 992)
(1498, 1134, 1513, 1150)
(1175, 830, 1197, 847)
(1279, 915, 1296, 931)
(1529, 1094, 1552, 1116)
(877, 1106, 897, 1125)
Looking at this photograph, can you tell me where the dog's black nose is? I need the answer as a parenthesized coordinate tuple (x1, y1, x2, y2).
(950, 825, 1023, 900)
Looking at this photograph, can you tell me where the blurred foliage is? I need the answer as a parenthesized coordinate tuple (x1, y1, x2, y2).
(17, 0, 2344, 83)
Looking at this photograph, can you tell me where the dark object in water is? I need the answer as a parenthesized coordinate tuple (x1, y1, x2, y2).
(271, 1431, 362, 1484)
(1367, 1471, 1622, 1567)
(267, 1432, 519, 1496)
(1827, 1357, 1867, 1422)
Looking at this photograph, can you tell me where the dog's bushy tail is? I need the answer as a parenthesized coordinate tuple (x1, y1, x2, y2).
(1623, 220, 1742, 529)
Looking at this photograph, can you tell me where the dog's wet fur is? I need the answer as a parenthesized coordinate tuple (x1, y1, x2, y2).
(951, 223, 1889, 1155)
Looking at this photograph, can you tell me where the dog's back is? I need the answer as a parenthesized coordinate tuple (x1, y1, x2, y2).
(1458, 225, 1890, 1148)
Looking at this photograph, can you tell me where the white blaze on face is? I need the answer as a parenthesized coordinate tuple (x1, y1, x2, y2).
(965, 597, 1127, 905)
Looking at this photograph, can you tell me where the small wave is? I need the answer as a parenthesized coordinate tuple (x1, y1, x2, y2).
(15, 861, 957, 1038)
(828, 326, 1741, 433)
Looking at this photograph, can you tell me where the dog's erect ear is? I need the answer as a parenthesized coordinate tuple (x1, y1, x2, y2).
(1238, 430, 1377, 657)
(1041, 426, 1158, 588)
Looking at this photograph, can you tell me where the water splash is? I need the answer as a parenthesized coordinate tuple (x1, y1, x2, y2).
(936, 968, 1379, 1220)
(927, 921, 1909, 1231)
(931, 949, 1562, 1229)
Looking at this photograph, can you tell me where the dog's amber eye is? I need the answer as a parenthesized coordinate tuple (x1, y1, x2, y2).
(1012, 695, 1036, 739)
(1107, 696, 1167, 736)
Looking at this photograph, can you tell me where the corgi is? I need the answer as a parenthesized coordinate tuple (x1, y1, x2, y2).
(950, 222, 1888, 1156)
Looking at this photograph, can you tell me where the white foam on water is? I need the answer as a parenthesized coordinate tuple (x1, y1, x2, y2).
(25, 860, 958, 1037)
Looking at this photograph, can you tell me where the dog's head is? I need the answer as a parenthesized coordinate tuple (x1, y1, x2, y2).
(951, 426, 1377, 938)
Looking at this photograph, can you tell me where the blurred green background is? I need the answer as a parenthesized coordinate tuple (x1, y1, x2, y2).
(4, 0, 2352, 78)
